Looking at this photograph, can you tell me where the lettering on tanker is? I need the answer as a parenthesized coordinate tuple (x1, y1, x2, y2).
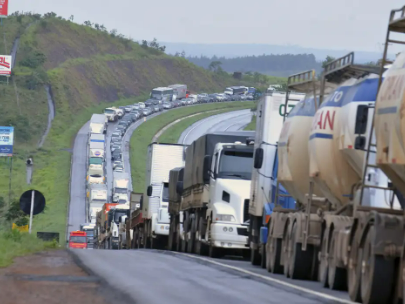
(379, 75, 405, 102)
(311, 110, 335, 131)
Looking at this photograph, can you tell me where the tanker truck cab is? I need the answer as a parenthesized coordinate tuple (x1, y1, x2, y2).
(147, 182, 170, 237)
(108, 205, 130, 249)
(104, 107, 117, 122)
(205, 141, 254, 252)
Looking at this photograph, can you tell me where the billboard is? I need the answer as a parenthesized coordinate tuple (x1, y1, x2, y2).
(0, 55, 11, 75)
(0, 0, 8, 18)
(0, 126, 14, 156)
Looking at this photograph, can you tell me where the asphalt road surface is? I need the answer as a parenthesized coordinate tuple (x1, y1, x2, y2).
(71, 106, 354, 304)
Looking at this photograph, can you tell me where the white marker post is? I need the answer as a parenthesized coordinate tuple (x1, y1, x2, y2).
(28, 190, 35, 234)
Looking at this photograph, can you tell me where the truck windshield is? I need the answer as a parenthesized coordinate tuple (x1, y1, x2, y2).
(104, 109, 115, 114)
(70, 236, 86, 243)
(162, 183, 169, 202)
(114, 211, 128, 223)
(115, 188, 127, 193)
(83, 230, 94, 237)
(90, 158, 103, 164)
(218, 150, 253, 180)
(151, 90, 163, 99)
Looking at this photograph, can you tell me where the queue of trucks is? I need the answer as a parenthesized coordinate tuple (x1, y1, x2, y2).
(108, 6, 405, 304)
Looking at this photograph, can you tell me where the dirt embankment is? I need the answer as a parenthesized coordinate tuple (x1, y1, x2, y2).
(0, 250, 129, 304)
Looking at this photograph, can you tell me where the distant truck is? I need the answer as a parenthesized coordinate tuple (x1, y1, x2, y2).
(168, 84, 187, 100)
(68, 231, 87, 249)
(104, 107, 118, 122)
(89, 141, 105, 159)
(89, 114, 107, 134)
(87, 165, 105, 185)
(95, 203, 118, 249)
(150, 87, 174, 102)
(87, 184, 108, 224)
(88, 133, 105, 147)
(168, 132, 255, 257)
(96, 203, 130, 249)
(248, 93, 302, 266)
(112, 172, 130, 204)
(130, 143, 187, 249)
(79, 223, 95, 248)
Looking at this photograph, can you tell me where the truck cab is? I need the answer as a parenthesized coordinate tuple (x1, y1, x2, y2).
(108, 206, 130, 249)
(147, 182, 170, 237)
(87, 166, 105, 185)
(205, 141, 254, 253)
(80, 224, 95, 249)
(104, 107, 118, 122)
(112, 173, 129, 203)
(69, 231, 87, 249)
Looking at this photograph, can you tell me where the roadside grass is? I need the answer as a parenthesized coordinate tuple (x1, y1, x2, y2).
(0, 230, 58, 267)
(158, 108, 249, 144)
(130, 102, 254, 193)
(244, 115, 256, 130)
(0, 95, 148, 245)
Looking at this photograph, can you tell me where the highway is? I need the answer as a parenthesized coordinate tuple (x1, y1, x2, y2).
(70, 105, 354, 304)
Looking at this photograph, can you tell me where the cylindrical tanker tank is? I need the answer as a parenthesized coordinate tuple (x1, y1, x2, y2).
(375, 52, 405, 192)
(278, 96, 323, 204)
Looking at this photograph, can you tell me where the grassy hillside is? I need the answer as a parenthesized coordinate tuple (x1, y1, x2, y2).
(0, 13, 263, 241)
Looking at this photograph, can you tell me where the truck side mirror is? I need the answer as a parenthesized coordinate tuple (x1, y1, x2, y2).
(355, 105, 369, 134)
(147, 185, 153, 196)
(354, 135, 366, 150)
(176, 181, 183, 196)
(254, 148, 264, 169)
(203, 155, 212, 183)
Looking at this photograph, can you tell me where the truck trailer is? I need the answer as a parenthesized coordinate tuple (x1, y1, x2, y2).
(112, 172, 130, 204)
(89, 141, 105, 158)
(86, 184, 108, 224)
(89, 114, 107, 134)
(130, 143, 187, 249)
(168, 132, 255, 257)
(168, 84, 187, 100)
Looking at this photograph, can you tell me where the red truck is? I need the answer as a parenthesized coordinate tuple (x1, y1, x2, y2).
(68, 231, 87, 249)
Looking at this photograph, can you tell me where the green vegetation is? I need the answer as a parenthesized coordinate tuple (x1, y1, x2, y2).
(130, 102, 254, 193)
(244, 116, 256, 131)
(0, 229, 57, 267)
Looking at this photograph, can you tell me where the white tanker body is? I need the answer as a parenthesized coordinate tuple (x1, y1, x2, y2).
(266, 50, 404, 304)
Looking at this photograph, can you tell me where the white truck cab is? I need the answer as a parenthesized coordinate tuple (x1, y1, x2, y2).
(112, 173, 129, 203)
(108, 204, 130, 249)
(87, 165, 105, 185)
(149, 182, 170, 236)
(205, 141, 254, 251)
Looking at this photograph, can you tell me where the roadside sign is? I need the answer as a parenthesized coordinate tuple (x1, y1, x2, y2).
(0, 0, 8, 18)
(19, 189, 46, 216)
(0, 55, 11, 75)
(0, 126, 14, 156)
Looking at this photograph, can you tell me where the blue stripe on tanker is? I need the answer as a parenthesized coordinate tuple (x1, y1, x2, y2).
(309, 133, 333, 140)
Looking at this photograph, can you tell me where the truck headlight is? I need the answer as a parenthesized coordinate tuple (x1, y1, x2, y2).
(216, 214, 236, 222)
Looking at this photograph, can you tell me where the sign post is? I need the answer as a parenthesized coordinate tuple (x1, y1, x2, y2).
(28, 190, 35, 234)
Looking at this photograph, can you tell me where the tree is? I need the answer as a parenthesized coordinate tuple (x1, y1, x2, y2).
(69, 15, 74, 21)
(208, 60, 222, 72)
(110, 29, 117, 37)
(84, 20, 92, 27)
(322, 55, 335, 68)
(94, 23, 100, 30)
(141, 40, 148, 48)
(100, 24, 107, 32)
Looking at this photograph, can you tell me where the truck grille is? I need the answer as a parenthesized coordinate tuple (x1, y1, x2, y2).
(243, 199, 250, 223)
(237, 227, 248, 236)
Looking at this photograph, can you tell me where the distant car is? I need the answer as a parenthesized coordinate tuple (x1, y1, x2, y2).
(111, 132, 122, 139)
(110, 144, 120, 152)
(162, 102, 172, 109)
(153, 105, 160, 112)
(133, 104, 140, 110)
(111, 150, 122, 161)
(115, 126, 125, 136)
(145, 99, 154, 108)
(113, 160, 123, 169)
(124, 106, 132, 113)
(114, 165, 124, 173)
(139, 102, 145, 109)
(185, 98, 193, 105)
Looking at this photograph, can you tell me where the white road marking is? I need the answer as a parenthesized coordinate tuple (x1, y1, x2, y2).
(179, 253, 356, 304)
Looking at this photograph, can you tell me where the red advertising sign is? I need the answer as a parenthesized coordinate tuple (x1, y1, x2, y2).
(0, 0, 8, 17)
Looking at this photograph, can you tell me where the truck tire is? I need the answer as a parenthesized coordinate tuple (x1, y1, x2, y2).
(187, 215, 195, 253)
(268, 237, 283, 274)
(195, 214, 208, 256)
(327, 230, 346, 290)
(260, 244, 266, 268)
(176, 222, 182, 252)
(209, 243, 223, 259)
(250, 247, 261, 265)
(348, 230, 363, 303)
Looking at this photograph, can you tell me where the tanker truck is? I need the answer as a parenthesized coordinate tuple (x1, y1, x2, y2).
(168, 132, 255, 258)
(248, 90, 305, 266)
(265, 48, 404, 304)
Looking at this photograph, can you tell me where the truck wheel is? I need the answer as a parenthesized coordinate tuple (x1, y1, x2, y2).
(348, 231, 363, 302)
(260, 244, 266, 268)
(360, 226, 394, 304)
(319, 230, 329, 287)
(187, 216, 195, 253)
(195, 215, 208, 256)
(288, 222, 314, 280)
(268, 237, 283, 274)
(176, 222, 182, 252)
(250, 247, 261, 266)
(209, 243, 222, 258)
(328, 230, 347, 290)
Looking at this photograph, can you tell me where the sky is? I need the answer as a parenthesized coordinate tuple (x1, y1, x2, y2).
(7, 0, 405, 53)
